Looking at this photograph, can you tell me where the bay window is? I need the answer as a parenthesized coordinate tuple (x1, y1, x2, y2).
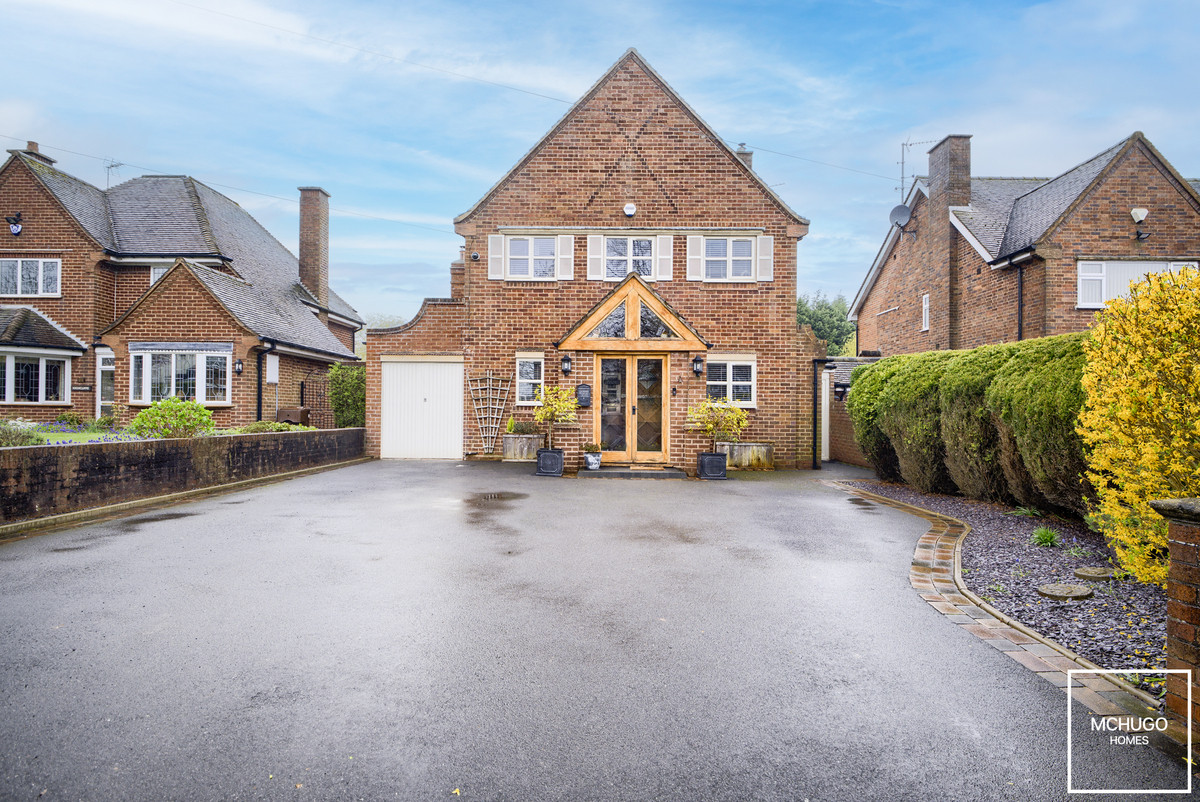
(129, 343, 232, 404)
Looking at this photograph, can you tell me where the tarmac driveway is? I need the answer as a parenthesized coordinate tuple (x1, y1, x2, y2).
(0, 461, 1184, 800)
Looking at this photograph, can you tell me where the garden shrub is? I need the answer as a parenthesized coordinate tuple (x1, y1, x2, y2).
(0, 420, 47, 447)
(235, 421, 315, 434)
(327, 364, 366, 428)
(984, 332, 1090, 516)
(508, 420, 540, 435)
(55, 411, 84, 427)
(939, 343, 1017, 502)
(128, 397, 215, 439)
(876, 350, 959, 494)
(845, 355, 912, 482)
(1078, 267, 1200, 586)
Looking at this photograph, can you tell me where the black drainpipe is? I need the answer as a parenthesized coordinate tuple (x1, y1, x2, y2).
(811, 358, 837, 470)
(1017, 264, 1025, 341)
(256, 340, 276, 421)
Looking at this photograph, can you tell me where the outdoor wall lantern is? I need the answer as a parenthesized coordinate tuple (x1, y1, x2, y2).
(692, 354, 705, 377)
(5, 212, 21, 236)
(233, 359, 244, 375)
(560, 354, 572, 375)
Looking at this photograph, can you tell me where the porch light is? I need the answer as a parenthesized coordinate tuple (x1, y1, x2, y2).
(560, 354, 572, 375)
(692, 354, 704, 377)
(5, 212, 21, 236)
(233, 359, 244, 375)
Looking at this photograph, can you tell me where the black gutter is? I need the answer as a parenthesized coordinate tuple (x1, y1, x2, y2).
(263, 336, 359, 362)
(256, 340, 276, 422)
(811, 358, 838, 470)
(102, 250, 230, 261)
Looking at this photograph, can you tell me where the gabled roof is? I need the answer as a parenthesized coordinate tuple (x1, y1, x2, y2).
(557, 272, 708, 352)
(0, 306, 88, 351)
(5, 149, 362, 358)
(455, 48, 808, 227)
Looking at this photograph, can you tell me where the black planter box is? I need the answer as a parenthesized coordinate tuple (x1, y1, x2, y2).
(697, 451, 728, 480)
(535, 448, 565, 477)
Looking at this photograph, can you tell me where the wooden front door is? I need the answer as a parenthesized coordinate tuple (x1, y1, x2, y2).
(596, 354, 667, 463)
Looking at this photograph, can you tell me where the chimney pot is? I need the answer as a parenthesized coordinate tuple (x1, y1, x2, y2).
(298, 187, 330, 309)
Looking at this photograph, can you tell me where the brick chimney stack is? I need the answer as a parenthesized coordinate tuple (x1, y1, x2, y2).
(735, 143, 754, 170)
(298, 187, 330, 309)
(17, 141, 56, 166)
(928, 135, 971, 207)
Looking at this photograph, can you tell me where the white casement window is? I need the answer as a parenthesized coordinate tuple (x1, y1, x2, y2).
(129, 344, 232, 404)
(921, 293, 930, 331)
(604, 236, 655, 280)
(705, 355, 756, 408)
(0, 351, 71, 404)
(686, 235, 773, 282)
(150, 265, 170, 285)
(703, 237, 756, 281)
(1077, 261, 1197, 309)
(489, 234, 574, 281)
(515, 353, 544, 405)
(0, 259, 61, 297)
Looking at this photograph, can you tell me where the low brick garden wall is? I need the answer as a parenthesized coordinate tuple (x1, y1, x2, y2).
(0, 429, 365, 524)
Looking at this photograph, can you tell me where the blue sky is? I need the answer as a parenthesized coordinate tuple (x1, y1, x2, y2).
(5, 0, 1199, 323)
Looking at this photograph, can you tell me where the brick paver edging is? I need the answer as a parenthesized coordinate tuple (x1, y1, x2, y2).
(828, 480, 1194, 761)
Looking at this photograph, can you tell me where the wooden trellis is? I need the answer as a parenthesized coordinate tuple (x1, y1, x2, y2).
(468, 372, 511, 453)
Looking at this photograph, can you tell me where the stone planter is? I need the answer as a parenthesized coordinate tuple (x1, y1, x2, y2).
(582, 452, 602, 470)
(697, 451, 727, 480)
(716, 441, 774, 470)
(502, 433, 545, 462)
(535, 448, 565, 477)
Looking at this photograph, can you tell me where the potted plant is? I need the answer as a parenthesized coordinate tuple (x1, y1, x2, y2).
(533, 385, 578, 476)
(582, 442, 602, 470)
(686, 396, 749, 479)
(501, 416, 545, 461)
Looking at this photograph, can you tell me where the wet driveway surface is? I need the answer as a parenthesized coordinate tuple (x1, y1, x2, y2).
(0, 461, 1183, 800)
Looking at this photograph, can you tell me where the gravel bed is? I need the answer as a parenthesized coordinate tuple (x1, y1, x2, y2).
(844, 480, 1167, 697)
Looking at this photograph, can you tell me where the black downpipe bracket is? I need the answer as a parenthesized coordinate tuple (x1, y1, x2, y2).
(256, 340, 276, 421)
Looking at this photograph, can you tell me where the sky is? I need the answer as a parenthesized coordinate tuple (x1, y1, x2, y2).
(4, 0, 1199, 324)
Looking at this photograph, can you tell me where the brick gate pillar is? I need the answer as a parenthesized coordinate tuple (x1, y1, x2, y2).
(1151, 498, 1200, 738)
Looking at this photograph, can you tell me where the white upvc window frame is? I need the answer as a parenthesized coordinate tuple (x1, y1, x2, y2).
(515, 352, 544, 406)
(705, 354, 757, 409)
(129, 348, 232, 406)
(702, 236, 757, 282)
(149, 265, 170, 285)
(0, 349, 73, 404)
(1076, 260, 1197, 309)
(0, 258, 62, 297)
(920, 293, 930, 331)
(603, 235, 656, 281)
(505, 235, 558, 281)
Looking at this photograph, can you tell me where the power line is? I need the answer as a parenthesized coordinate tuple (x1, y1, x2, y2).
(1, 134, 459, 237)
(728, 140, 894, 182)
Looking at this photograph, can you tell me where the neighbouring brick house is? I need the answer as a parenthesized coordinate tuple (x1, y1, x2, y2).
(849, 132, 1200, 355)
(366, 49, 823, 471)
(0, 143, 361, 426)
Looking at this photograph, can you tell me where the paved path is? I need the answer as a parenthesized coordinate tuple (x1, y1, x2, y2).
(0, 461, 1185, 800)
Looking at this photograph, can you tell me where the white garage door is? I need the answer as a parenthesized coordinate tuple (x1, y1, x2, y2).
(380, 359, 464, 459)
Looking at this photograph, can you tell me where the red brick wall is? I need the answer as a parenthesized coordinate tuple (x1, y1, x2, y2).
(436, 55, 818, 472)
(1153, 500, 1200, 739)
(829, 398, 869, 468)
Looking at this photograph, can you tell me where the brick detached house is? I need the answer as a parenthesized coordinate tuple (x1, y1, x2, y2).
(849, 132, 1200, 355)
(0, 142, 361, 426)
(366, 49, 823, 471)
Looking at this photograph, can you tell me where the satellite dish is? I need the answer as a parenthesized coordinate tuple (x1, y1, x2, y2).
(889, 204, 912, 229)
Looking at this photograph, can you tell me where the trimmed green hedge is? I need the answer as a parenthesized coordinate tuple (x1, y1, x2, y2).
(939, 343, 1017, 502)
(877, 350, 960, 493)
(846, 355, 912, 482)
(984, 332, 1090, 516)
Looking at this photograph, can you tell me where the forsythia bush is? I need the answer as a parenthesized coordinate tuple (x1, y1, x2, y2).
(1078, 267, 1200, 586)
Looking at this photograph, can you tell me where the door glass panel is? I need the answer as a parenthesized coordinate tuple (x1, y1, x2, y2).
(599, 358, 626, 451)
(636, 358, 662, 451)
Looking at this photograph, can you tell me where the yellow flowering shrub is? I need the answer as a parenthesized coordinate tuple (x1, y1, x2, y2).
(1078, 267, 1200, 586)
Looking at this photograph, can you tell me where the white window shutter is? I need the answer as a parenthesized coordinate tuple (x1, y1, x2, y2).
(656, 235, 673, 281)
(488, 234, 504, 280)
(757, 235, 774, 282)
(587, 235, 603, 280)
(556, 235, 574, 280)
(686, 236, 703, 281)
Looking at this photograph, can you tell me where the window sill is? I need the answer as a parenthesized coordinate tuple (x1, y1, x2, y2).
(128, 401, 233, 408)
(1076, 305, 1104, 311)
(514, 402, 543, 407)
(0, 294, 63, 299)
(0, 400, 73, 406)
(701, 279, 758, 285)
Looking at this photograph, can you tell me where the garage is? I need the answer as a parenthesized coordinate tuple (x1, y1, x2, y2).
(380, 357, 464, 459)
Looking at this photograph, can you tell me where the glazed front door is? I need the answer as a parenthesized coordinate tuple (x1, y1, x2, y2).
(597, 355, 666, 463)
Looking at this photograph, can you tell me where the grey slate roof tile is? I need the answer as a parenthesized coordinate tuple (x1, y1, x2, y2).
(951, 178, 1048, 259)
(0, 306, 88, 351)
(14, 152, 361, 359)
